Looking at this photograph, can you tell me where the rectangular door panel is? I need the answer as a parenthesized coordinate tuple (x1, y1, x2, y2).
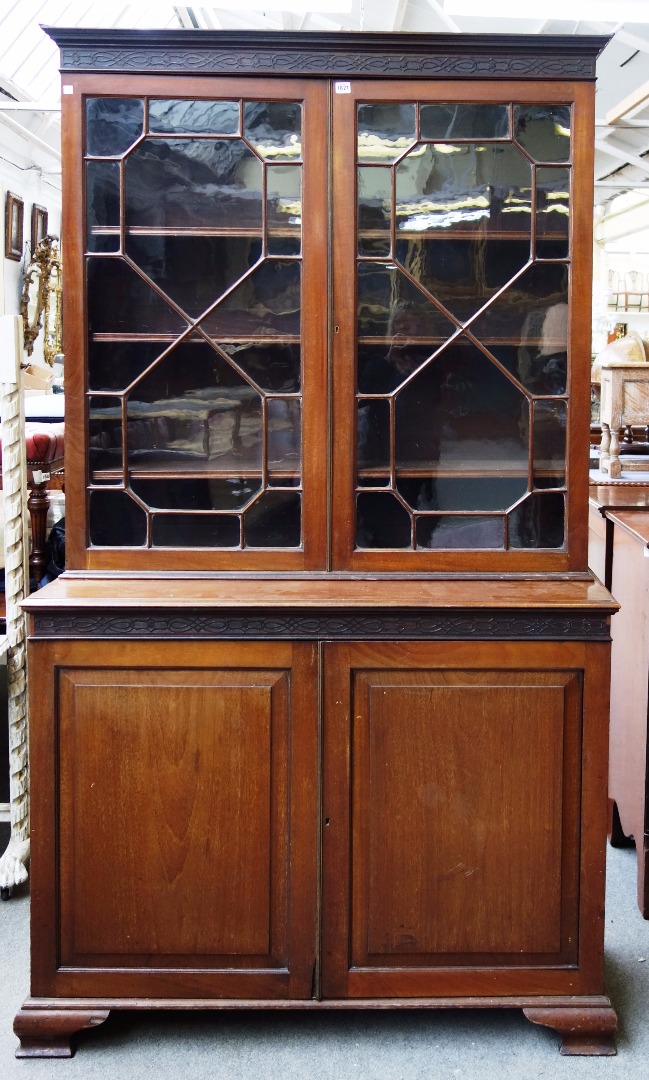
(322, 641, 586, 999)
(31, 639, 318, 999)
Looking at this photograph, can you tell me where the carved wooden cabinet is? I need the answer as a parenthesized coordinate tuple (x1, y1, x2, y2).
(15, 29, 618, 1059)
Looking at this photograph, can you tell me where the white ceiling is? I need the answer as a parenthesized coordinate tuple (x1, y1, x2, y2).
(1, 2, 649, 236)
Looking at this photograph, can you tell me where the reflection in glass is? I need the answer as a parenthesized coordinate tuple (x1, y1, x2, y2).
(416, 515, 504, 549)
(125, 138, 263, 230)
(357, 263, 456, 341)
(87, 258, 189, 336)
(126, 381, 262, 468)
(358, 343, 432, 395)
(508, 492, 565, 548)
(357, 399, 391, 472)
(86, 161, 120, 252)
(357, 104, 416, 163)
(469, 263, 568, 363)
(395, 338, 529, 472)
(357, 492, 412, 548)
(244, 491, 301, 546)
(88, 395, 123, 476)
(514, 105, 571, 162)
(397, 475, 528, 512)
(396, 143, 531, 236)
(201, 260, 301, 338)
(148, 99, 239, 135)
(131, 476, 260, 511)
(125, 234, 263, 318)
(533, 400, 566, 488)
(86, 98, 144, 157)
(217, 342, 300, 393)
(268, 398, 301, 472)
(244, 101, 301, 160)
(358, 166, 391, 257)
(89, 490, 147, 546)
(396, 237, 531, 323)
(267, 164, 301, 256)
(420, 104, 509, 141)
(536, 167, 570, 259)
(151, 514, 240, 547)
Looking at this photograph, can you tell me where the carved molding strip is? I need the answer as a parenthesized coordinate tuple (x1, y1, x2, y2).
(59, 46, 597, 80)
(32, 610, 610, 641)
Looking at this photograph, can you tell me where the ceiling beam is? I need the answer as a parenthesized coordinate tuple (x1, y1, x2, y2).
(362, 0, 408, 32)
(423, 0, 460, 33)
(606, 80, 649, 125)
(594, 137, 649, 177)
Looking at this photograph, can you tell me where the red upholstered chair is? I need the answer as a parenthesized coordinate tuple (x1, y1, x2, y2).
(24, 422, 64, 585)
(0, 422, 64, 587)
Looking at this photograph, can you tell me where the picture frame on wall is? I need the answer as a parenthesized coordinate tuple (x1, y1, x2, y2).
(31, 204, 48, 253)
(5, 191, 24, 261)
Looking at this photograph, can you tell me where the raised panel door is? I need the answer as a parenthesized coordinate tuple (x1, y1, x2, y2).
(29, 639, 318, 999)
(322, 640, 608, 999)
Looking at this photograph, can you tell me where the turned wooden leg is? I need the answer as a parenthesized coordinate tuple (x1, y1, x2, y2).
(600, 422, 611, 471)
(14, 1007, 110, 1058)
(26, 470, 51, 586)
(523, 1005, 617, 1056)
(608, 427, 622, 478)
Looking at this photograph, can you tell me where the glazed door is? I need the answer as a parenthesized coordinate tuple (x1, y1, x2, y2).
(64, 75, 328, 570)
(331, 79, 594, 572)
(321, 640, 608, 998)
(29, 639, 318, 999)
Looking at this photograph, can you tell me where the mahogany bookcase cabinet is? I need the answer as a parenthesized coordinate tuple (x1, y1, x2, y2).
(15, 29, 618, 1058)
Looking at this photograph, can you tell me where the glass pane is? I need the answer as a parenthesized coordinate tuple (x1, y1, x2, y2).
(469, 264, 569, 380)
(131, 476, 260, 511)
(358, 399, 391, 472)
(268, 398, 301, 475)
(395, 338, 529, 473)
(267, 164, 301, 256)
(244, 491, 301, 546)
(420, 104, 510, 140)
(127, 367, 263, 472)
(356, 492, 412, 548)
(148, 99, 239, 135)
(533, 400, 566, 488)
(358, 166, 391, 257)
(89, 489, 147, 546)
(151, 513, 240, 547)
(536, 167, 570, 259)
(514, 105, 571, 163)
(125, 235, 263, 319)
(217, 342, 300, 393)
(357, 264, 456, 342)
(508, 492, 565, 548)
(357, 104, 416, 163)
(358, 343, 433, 394)
(88, 395, 123, 478)
(416, 515, 504, 549)
(396, 141, 531, 240)
(397, 475, 528, 513)
(201, 260, 300, 338)
(244, 101, 301, 160)
(125, 138, 263, 230)
(86, 98, 144, 157)
(87, 258, 189, 336)
(86, 161, 120, 252)
(396, 237, 531, 324)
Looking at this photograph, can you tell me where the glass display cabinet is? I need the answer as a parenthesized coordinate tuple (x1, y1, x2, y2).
(15, 29, 618, 1059)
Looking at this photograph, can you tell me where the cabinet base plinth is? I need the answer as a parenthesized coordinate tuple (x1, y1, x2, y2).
(14, 1007, 110, 1058)
(523, 1005, 617, 1055)
(15, 997, 617, 1057)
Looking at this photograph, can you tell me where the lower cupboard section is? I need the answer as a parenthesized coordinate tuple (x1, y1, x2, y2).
(21, 634, 615, 1053)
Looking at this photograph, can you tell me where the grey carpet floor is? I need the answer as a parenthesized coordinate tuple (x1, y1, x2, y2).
(0, 844, 647, 1079)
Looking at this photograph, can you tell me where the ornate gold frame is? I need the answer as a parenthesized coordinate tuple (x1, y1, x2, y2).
(20, 235, 62, 366)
